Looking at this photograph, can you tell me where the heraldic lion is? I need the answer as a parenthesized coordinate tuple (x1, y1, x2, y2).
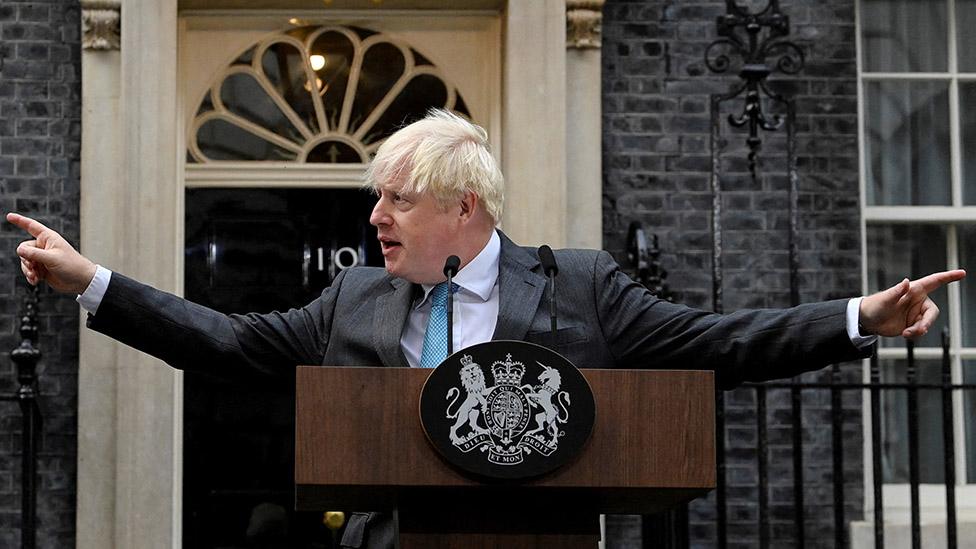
(446, 361, 489, 443)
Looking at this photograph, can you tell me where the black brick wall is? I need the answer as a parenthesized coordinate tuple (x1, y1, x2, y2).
(602, 1, 863, 547)
(0, 1, 81, 548)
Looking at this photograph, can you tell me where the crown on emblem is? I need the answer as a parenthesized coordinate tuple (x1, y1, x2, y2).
(460, 354, 474, 367)
(491, 354, 526, 385)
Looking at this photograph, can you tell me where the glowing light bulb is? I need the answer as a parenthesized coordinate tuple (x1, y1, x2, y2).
(303, 78, 325, 93)
(310, 54, 326, 71)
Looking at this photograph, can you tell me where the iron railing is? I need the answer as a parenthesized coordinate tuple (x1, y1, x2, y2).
(1, 284, 42, 549)
(638, 332, 973, 549)
(627, 226, 971, 548)
(702, 332, 973, 549)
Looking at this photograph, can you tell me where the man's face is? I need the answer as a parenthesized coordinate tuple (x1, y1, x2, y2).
(369, 180, 462, 284)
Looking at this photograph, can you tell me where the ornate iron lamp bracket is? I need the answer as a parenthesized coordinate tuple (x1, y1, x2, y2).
(705, 0, 804, 177)
(627, 222, 673, 302)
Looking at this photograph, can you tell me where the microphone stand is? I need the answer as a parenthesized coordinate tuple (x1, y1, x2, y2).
(538, 245, 559, 349)
(443, 255, 460, 356)
(549, 273, 557, 347)
(447, 269, 455, 356)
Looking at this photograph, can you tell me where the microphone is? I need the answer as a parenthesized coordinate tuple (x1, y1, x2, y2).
(538, 245, 559, 345)
(538, 245, 558, 277)
(443, 255, 461, 355)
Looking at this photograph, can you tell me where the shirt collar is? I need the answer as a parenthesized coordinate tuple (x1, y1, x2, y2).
(415, 230, 500, 308)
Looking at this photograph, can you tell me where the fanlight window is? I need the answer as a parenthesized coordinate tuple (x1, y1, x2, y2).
(188, 25, 471, 163)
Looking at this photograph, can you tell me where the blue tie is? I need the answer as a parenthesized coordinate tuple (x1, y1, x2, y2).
(420, 282, 456, 368)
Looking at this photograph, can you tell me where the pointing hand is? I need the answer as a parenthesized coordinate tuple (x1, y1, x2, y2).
(7, 212, 97, 294)
(859, 270, 966, 339)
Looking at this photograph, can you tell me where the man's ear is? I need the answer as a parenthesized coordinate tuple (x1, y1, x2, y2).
(459, 191, 478, 220)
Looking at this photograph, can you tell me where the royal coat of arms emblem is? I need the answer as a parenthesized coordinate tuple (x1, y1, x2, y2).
(448, 353, 571, 465)
(420, 341, 595, 480)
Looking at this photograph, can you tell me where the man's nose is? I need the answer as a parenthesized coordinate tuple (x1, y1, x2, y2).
(369, 199, 389, 227)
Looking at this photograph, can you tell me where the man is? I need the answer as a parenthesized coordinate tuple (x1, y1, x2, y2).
(6, 110, 966, 548)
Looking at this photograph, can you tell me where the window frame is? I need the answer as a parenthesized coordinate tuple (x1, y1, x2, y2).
(856, 0, 976, 512)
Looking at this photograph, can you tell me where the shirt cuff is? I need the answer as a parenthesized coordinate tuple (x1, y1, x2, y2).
(847, 296, 878, 349)
(76, 265, 112, 315)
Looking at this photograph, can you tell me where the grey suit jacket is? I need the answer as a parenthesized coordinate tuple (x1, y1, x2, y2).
(87, 231, 870, 547)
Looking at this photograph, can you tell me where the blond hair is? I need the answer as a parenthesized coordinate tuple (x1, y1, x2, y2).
(363, 109, 504, 223)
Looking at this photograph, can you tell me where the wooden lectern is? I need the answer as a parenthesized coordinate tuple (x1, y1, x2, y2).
(295, 367, 715, 548)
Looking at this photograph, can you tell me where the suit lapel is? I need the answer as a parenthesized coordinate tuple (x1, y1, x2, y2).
(372, 277, 413, 368)
(492, 232, 547, 341)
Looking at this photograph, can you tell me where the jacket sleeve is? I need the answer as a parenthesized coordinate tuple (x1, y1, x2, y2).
(591, 251, 872, 388)
(86, 270, 348, 380)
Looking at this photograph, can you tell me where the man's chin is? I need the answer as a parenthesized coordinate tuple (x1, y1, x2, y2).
(383, 262, 412, 282)
(380, 260, 439, 284)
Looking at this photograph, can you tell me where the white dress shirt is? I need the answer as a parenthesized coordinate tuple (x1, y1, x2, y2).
(401, 230, 501, 368)
(77, 230, 875, 361)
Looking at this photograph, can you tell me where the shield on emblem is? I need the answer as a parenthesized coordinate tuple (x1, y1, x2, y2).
(491, 396, 510, 430)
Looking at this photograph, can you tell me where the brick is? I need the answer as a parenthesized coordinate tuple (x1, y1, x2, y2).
(680, 136, 707, 154)
(2, 23, 28, 40)
(48, 158, 67, 177)
(622, 95, 677, 113)
(15, 157, 45, 176)
(15, 119, 48, 136)
(49, 43, 73, 63)
(47, 84, 72, 100)
(1, 138, 55, 156)
(18, 4, 51, 22)
(680, 96, 707, 113)
(641, 42, 662, 56)
(621, 23, 662, 39)
(15, 81, 48, 98)
(664, 115, 710, 134)
(25, 101, 59, 117)
(16, 42, 50, 61)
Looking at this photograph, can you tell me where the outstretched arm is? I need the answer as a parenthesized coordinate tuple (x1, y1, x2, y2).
(858, 270, 966, 339)
(7, 212, 96, 293)
(7, 212, 334, 377)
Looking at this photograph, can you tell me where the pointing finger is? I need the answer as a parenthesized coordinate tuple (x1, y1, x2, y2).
(6, 213, 51, 239)
(913, 269, 967, 294)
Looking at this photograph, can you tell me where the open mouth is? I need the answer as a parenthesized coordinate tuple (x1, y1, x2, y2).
(379, 238, 402, 252)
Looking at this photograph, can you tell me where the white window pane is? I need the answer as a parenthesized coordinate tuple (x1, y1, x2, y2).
(860, 0, 947, 72)
(958, 226, 976, 345)
(964, 361, 976, 483)
(962, 83, 976, 204)
(867, 225, 948, 348)
(864, 81, 951, 206)
(880, 359, 946, 483)
(958, 0, 976, 72)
